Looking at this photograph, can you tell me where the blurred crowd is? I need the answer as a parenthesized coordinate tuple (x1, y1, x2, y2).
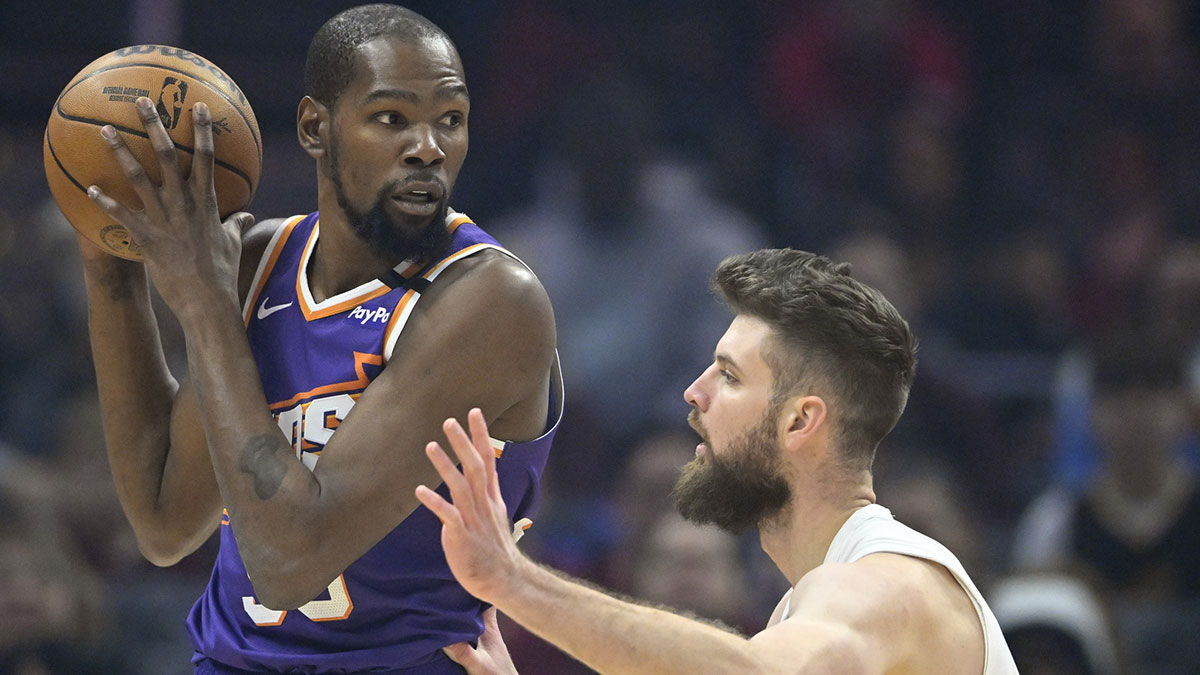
(2, 1, 1199, 673)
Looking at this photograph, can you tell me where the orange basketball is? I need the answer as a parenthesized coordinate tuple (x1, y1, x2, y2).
(43, 44, 262, 260)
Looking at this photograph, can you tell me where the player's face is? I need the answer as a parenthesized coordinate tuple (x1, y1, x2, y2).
(675, 316, 791, 532)
(327, 35, 469, 262)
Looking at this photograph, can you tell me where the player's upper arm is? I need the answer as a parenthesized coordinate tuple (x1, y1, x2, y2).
(237, 217, 285, 304)
(748, 559, 929, 674)
(277, 249, 556, 576)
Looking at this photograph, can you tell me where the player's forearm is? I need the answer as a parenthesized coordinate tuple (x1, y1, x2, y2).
(175, 299, 329, 606)
(494, 560, 766, 675)
(82, 260, 184, 535)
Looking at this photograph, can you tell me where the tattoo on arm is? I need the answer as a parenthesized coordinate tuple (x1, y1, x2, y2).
(238, 433, 290, 500)
(99, 264, 138, 301)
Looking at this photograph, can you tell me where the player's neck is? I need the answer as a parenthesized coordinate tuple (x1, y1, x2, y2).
(308, 214, 395, 303)
(760, 473, 875, 588)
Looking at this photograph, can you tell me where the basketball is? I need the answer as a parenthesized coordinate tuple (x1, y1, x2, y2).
(43, 45, 262, 260)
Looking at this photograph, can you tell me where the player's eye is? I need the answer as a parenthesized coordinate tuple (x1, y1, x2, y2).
(374, 111, 404, 125)
(720, 368, 738, 384)
(441, 112, 464, 128)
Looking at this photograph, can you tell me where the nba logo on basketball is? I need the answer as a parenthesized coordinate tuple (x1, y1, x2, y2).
(156, 77, 189, 129)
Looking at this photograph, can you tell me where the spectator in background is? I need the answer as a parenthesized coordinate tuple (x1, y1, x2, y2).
(1011, 327, 1200, 675)
(627, 512, 758, 635)
(491, 70, 767, 478)
(990, 573, 1124, 675)
(455, 0, 612, 215)
(1013, 332, 1199, 597)
(0, 452, 125, 674)
(754, 0, 969, 249)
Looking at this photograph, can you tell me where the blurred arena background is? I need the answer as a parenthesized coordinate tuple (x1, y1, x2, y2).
(1, 1, 1198, 673)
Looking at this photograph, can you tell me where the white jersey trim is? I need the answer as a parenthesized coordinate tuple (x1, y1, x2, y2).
(241, 214, 305, 325)
(382, 243, 534, 362)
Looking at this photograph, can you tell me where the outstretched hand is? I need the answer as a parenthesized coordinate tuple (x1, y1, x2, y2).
(442, 607, 519, 675)
(416, 408, 525, 606)
(86, 96, 251, 311)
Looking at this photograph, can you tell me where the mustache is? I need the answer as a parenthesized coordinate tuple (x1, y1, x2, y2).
(396, 172, 447, 192)
(687, 409, 709, 445)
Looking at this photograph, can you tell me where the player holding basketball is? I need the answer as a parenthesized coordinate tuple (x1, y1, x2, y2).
(79, 5, 560, 674)
(419, 250, 1018, 674)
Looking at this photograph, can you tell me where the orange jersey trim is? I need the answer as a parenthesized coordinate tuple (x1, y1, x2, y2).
(294, 224, 425, 321)
(242, 215, 306, 327)
(268, 352, 383, 411)
(447, 214, 472, 234)
(295, 214, 472, 322)
(380, 288, 420, 358)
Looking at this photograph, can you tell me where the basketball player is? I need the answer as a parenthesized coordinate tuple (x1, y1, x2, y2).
(419, 250, 1018, 674)
(79, 5, 560, 673)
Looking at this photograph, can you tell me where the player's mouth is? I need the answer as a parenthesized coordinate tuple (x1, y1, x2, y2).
(687, 409, 711, 459)
(391, 182, 443, 217)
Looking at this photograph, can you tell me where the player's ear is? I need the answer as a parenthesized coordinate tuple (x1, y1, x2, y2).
(297, 96, 328, 160)
(782, 394, 826, 452)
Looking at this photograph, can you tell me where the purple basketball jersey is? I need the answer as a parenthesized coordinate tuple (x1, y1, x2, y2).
(186, 212, 561, 673)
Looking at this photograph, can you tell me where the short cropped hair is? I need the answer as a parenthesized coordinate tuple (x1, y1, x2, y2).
(713, 249, 918, 471)
(304, 4, 457, 108)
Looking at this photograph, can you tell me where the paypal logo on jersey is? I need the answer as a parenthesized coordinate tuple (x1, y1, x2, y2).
(349, 305, 390, 325)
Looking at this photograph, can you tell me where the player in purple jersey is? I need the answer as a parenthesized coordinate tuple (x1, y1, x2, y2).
(77, 4, 558, 673)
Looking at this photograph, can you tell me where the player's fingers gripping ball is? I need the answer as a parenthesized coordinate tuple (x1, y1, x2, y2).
(44, 44, 261, 260)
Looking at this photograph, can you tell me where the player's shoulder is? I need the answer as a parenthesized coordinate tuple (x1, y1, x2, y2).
(799, 553, 959, 611)
(236, 217, 290, 302)
(793, 555, 925, 611)
(241, 216, 289, 254)
(431, 247, 552, 315)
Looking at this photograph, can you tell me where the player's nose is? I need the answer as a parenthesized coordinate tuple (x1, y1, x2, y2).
(683, 369, 709, 412)
(402, 124, 445, 167)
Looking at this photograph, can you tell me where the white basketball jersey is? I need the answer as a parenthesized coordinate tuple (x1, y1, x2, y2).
(769, 504, 1017, 674)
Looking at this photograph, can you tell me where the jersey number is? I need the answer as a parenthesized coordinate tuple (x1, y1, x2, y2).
(241, 393, 359, 626)
(242, 575, 354, 626)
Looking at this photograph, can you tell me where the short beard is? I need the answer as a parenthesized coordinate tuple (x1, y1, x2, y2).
(328, 138, 453, 264)
(672, 411, 791, 534)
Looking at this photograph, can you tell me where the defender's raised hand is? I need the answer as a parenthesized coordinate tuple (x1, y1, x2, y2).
(416, 409, 527, 606)
(442, 607, 519, 675)
(87, 96, 250, 312)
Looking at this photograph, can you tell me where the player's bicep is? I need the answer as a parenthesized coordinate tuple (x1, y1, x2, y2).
(309, 253, 555, 522)
(749, 617, 881, 674)
(750, 564, 920, 674)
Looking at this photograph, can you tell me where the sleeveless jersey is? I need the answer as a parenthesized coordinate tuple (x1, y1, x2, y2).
(186, 211, 562, 674)
(768, 504, 1017, 675)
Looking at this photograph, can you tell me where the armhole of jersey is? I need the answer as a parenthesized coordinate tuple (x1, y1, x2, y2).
(853, 540, 994, 673)
(381, 243, 512, 362)
(491, 350, 564, 457)
(241, 215, 306, 326)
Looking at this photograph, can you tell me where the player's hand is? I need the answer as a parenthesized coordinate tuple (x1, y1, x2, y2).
(442, 607, 519, 675)
(416, 408, 525, 605)
(86, 96, 249, 312)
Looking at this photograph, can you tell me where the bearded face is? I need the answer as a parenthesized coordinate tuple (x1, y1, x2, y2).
(328, 132, 453, 265)
(672, 409, 791, 534)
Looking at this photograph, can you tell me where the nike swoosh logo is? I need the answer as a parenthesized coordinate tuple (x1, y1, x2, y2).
(257, 297, 293, 320)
